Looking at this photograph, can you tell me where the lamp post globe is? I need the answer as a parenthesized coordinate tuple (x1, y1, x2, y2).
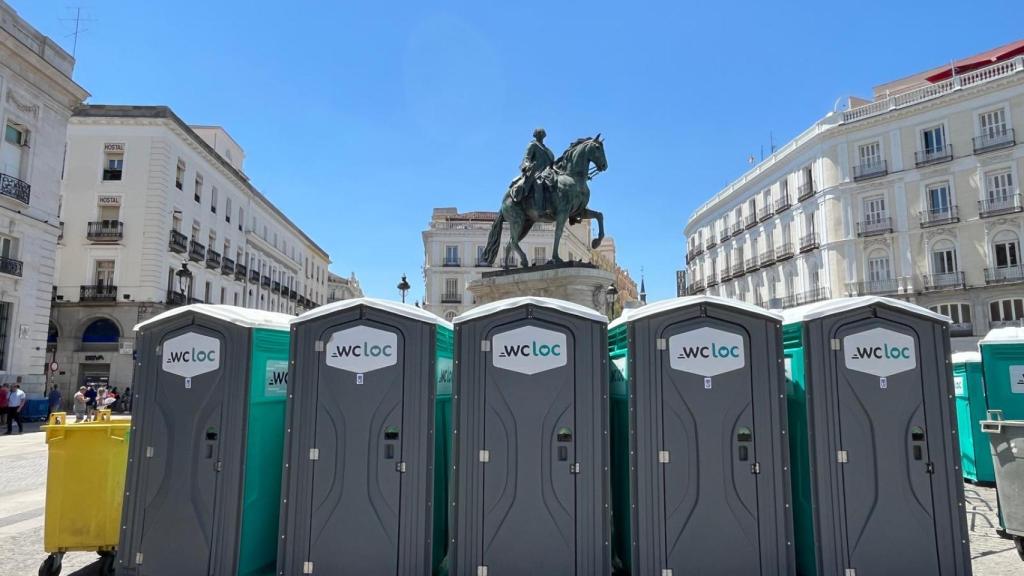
(605, 282, 618, 318)
(397, 274, 411, 304)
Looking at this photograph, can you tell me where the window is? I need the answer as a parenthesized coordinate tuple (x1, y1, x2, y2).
(102, 147, 124, 181)
(2, 123, 27, 178)
(0, 237, 16, 261)
(867, 251, 891, 281)
(220, 286, 226, 304)
(863, 195, 886, 223)
(224, 197, 232, 222)
(210, 187, 218, 214)
(444, 245, 459, 265)
(921, 125, 946, 153)
(205, 281, 212, 303)
(926, 182, 952, 214)
(0, 301, 12, 369)
(993, 231, 1020, 269)
(534, 246, 547, 263)
(172, 212, 182, 232)
(238, 207, 244, 231)
(858, 142, 881, 167)
(777, 180, 786, 201)
(931, 241, 958, 274)
(781, 222, 791, 245)
(444, 278, 458, 296)
(95, 260, 115, 286)
(194, 174, 203, 203)
(747, 198, 757, 216)
(980, 109, 1007, 138)
(986, 170, 1014, 202)
(801, 166, 814, 191)
(175, 159, 185, 190)
(990, 299, 1024, 324)
(233, 292, 239, 306)
(930, 303, 972, 325)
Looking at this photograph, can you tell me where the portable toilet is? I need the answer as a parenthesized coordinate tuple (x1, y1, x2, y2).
(450, 297, 611, 576)
(782, 296, 971, 576)
(276, 298, 452, 575)
(980, 327, 1024, 420)
(117, 305, 293, 576)
(953, 351, 994, 484)
(608, 296, 794, 575)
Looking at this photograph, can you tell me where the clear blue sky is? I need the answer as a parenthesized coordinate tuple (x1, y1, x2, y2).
(13, 0, 1023, 302)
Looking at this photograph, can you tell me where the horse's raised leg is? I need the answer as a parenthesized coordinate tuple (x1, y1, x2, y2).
(581, 208, 605, 249)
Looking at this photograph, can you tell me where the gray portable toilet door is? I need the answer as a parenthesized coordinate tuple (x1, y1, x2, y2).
(307, 320, 405, 574)
(833, 318, 940, 574)
(658, 319, 761, 574)
(482, 319, 576, 575)
(136, 324, 228, 574)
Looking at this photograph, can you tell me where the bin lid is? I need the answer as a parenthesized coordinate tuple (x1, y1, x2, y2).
(454, 296, 608, 324)
(981, 326, 1024, 345)
(608, 295, 781, 329)
(951, 351, 981, 364)
(293, 297, 452, 329)
(780, 296, 950, 325)
(134, 304, 293, 331)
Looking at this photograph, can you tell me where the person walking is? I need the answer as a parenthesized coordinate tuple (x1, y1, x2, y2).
(5, 383, 25, 434)
(0, 383, 8, 427)
(84, 384, 97, 421)
(47, 385, 62, 418)
(122, 386, 131, 413)
(73, 387, 87, 423)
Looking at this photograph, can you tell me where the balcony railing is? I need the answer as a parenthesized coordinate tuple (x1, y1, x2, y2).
(719, 231, 729, 243)
(221, 257, 235, 276)
(775, 242, 794, 261)
(774, 194, 791, 212)
(272, 281, 281, 294)
(206, 249, 221, 269)
(0, 172, 30, 205)
(985, 265, 1024, 285)
(720, 268, 733, 281)
(919, 206, 959, 228)
(80, 284, 117, 302)
(261, 275, 271, 288)
(847, 277, 910, 296)
(443, 257, 462, 267)
(441, 292, 462, 304)
(235, 263, 247, 281)
(799, 232, 819, 252)
(706, 276, 719, 288)
(853, 160, 888, 181)
(857, 216, 893, 237)
(745, 256, 759, 272)
(744, 215, 757, 229)
(691, 279, 705, 292)
(914, 144, 953, 167)
(0, 256, 23, 277)
(166, 291, 187, 306)
(922, 271, 965, 292)
(87, 221, 124, 242)
(760, 249, 775, 266)
(249, 269, 260, 283)
(797, 183, 815, 202)
(768, 286, 831, 309)
(730, 223, 744, 237)
(950, 322, 974, 337)
(757, 205, 773, 222)
(687, 246, 704, 262)
(990, 319, 1024, 330)
(731, 262, 744, 277)
(290, 289, 298, 301)
(169, 230, 188, 253)
(979, 193, 1023, 218)
(973, 128, 1015, 154)
(706, 238, 718, 249)
(189, 240, 206, 262)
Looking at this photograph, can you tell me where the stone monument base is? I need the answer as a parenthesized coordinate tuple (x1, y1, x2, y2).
(467, 262, 617, 314)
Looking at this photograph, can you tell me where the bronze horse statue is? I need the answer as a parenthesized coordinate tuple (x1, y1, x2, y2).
(480, 135, 607, 267)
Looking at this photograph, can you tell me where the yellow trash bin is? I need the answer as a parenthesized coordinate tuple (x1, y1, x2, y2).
(39, 410, 130, 576)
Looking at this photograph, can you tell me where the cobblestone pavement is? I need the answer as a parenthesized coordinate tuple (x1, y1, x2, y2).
(1, 423, 1023, 575)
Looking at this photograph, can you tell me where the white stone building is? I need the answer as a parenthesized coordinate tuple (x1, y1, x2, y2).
(684, 40, 1024, 351)
(0, 2, 87, 394)
(51, 105, 330, 394)
(327, 271, 363, 302)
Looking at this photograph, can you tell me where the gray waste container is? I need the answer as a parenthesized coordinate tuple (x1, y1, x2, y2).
(277, 298, 451, 575)
(981, 410, 1024, 560)
(117, 305, 294, 576)
(782, 296, 972, 575)
(450, 297, 611, 576)
(608, 295, 794, 575)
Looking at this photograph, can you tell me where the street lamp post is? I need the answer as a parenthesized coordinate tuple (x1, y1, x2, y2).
(175, 261, 194, 304)
(397, 274, 411, 304)
(605, 282, 618, 319)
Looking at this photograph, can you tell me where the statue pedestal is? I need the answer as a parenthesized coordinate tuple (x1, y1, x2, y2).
(467, 263, 617, 314)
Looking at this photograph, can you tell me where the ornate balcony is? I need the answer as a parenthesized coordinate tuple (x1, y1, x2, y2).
(706, 238, 718, 250)
(730, 223, 744, 237)
(706, 276, 720, 288)
(774, 194, 792, 212)
(744, 215, 757, 229)
(691, 279, 705, 292)
(775, 242, 794, 261)
(919, 206, 959, 228)
(442, 257, 462, 267)
(781, 286, 831, 309)
(847, 277, 911, 296)
(857, 216, 893, 237)
(853, 160, 887, 181)
(731, 262, 744, 277)
(914, 144, 953, 167)
(757, 205, 773, 222)
(166, 290, 187, 306)
(0, 172, 30, 205)
(249, 269, 260, 283)
(87, 221, 124, 242)
(0, 256, 23, 277)
(80, 284, 117, 302)
(797, 183, 815, 202)
(745, 256, 759, 272)
(290, 288, 298, 301)
(188, 240, 206, 262)
(272, 280, 281, 294)
(205, 249, 221, 269)
(979, 194, 1022, 218)
(687, 245, 704, 262)
(221, 257, 235, 276)
(235, 263, 247, 281)
(718, 231, 729, 243)
(169, 230, 188, 253)
(799, 232, 819, 252)
(973, 128, 1015, 154)
(922, 271, 965, 292)
(759, 248, 775, 266)
(441, 292, 462, 304)
(261, 275, 271, 288)
(985, 266, 1024, 285)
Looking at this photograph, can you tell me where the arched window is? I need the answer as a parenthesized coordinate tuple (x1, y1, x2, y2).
(992, 229, 1020, 269)
(444, 311, 456, 322)
(990, 298, 1024, 328)
(930, 239, 958, 275)
(81, 318, 120, 343)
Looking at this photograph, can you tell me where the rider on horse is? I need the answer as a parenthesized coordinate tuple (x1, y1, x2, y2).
(510, 128, 555, 214)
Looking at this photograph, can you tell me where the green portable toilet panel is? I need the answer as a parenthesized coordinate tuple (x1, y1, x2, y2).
(952, 351, 994, 484)
(277, 298, 452, 576)
(781, 321, 815, 576)
(981, 327, 1024, 421)
(781, 296, 971, 576)
(451, 297, 611, 576)
(609, 295, 794, 576)
(432, 324, 454, 575)
(607, 321, 630, 575)
(118, 305, 293, 576)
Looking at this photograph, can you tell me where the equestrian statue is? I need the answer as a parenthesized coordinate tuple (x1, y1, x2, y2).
(480, 128, 608, 268)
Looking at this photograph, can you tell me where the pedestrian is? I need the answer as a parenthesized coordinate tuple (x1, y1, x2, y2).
(84, 384, 97, 421)
(0, 383, 8, 427)
(5, 383, 25, 434)
(73, 386, 87, 423)
(122, 386, 131, 413)
(47, 384, 62, 418)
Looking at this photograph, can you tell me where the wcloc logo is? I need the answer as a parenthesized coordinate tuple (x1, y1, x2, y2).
(843, 327, 916, 377)
(162, 332, 221, 378)
(669, 327, 745, 377)
(325, 325, 398, 373)
(492, 326, 567, 375)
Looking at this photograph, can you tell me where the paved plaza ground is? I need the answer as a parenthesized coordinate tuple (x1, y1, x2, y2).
(0, 421, 1022, 575)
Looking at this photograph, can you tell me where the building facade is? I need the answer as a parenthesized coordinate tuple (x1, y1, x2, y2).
(0, 2, 88, 394)
(684, 41, 1024, 351)
(422, 207, 637, 321)
(326, 271, 363, 302)
(51, 105, 330, 394)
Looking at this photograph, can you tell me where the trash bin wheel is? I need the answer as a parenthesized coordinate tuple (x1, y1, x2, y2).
(96, 551, 115, 575)
(1015, 535, 1024, 562)
(38, 552, 63, 576)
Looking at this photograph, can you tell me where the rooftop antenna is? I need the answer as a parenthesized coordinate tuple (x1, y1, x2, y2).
(60, 6, 95, 58)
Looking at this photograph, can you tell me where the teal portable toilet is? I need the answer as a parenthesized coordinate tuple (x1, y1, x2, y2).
(980, 327, 1024, 420)
(953, 351, 994, 484)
